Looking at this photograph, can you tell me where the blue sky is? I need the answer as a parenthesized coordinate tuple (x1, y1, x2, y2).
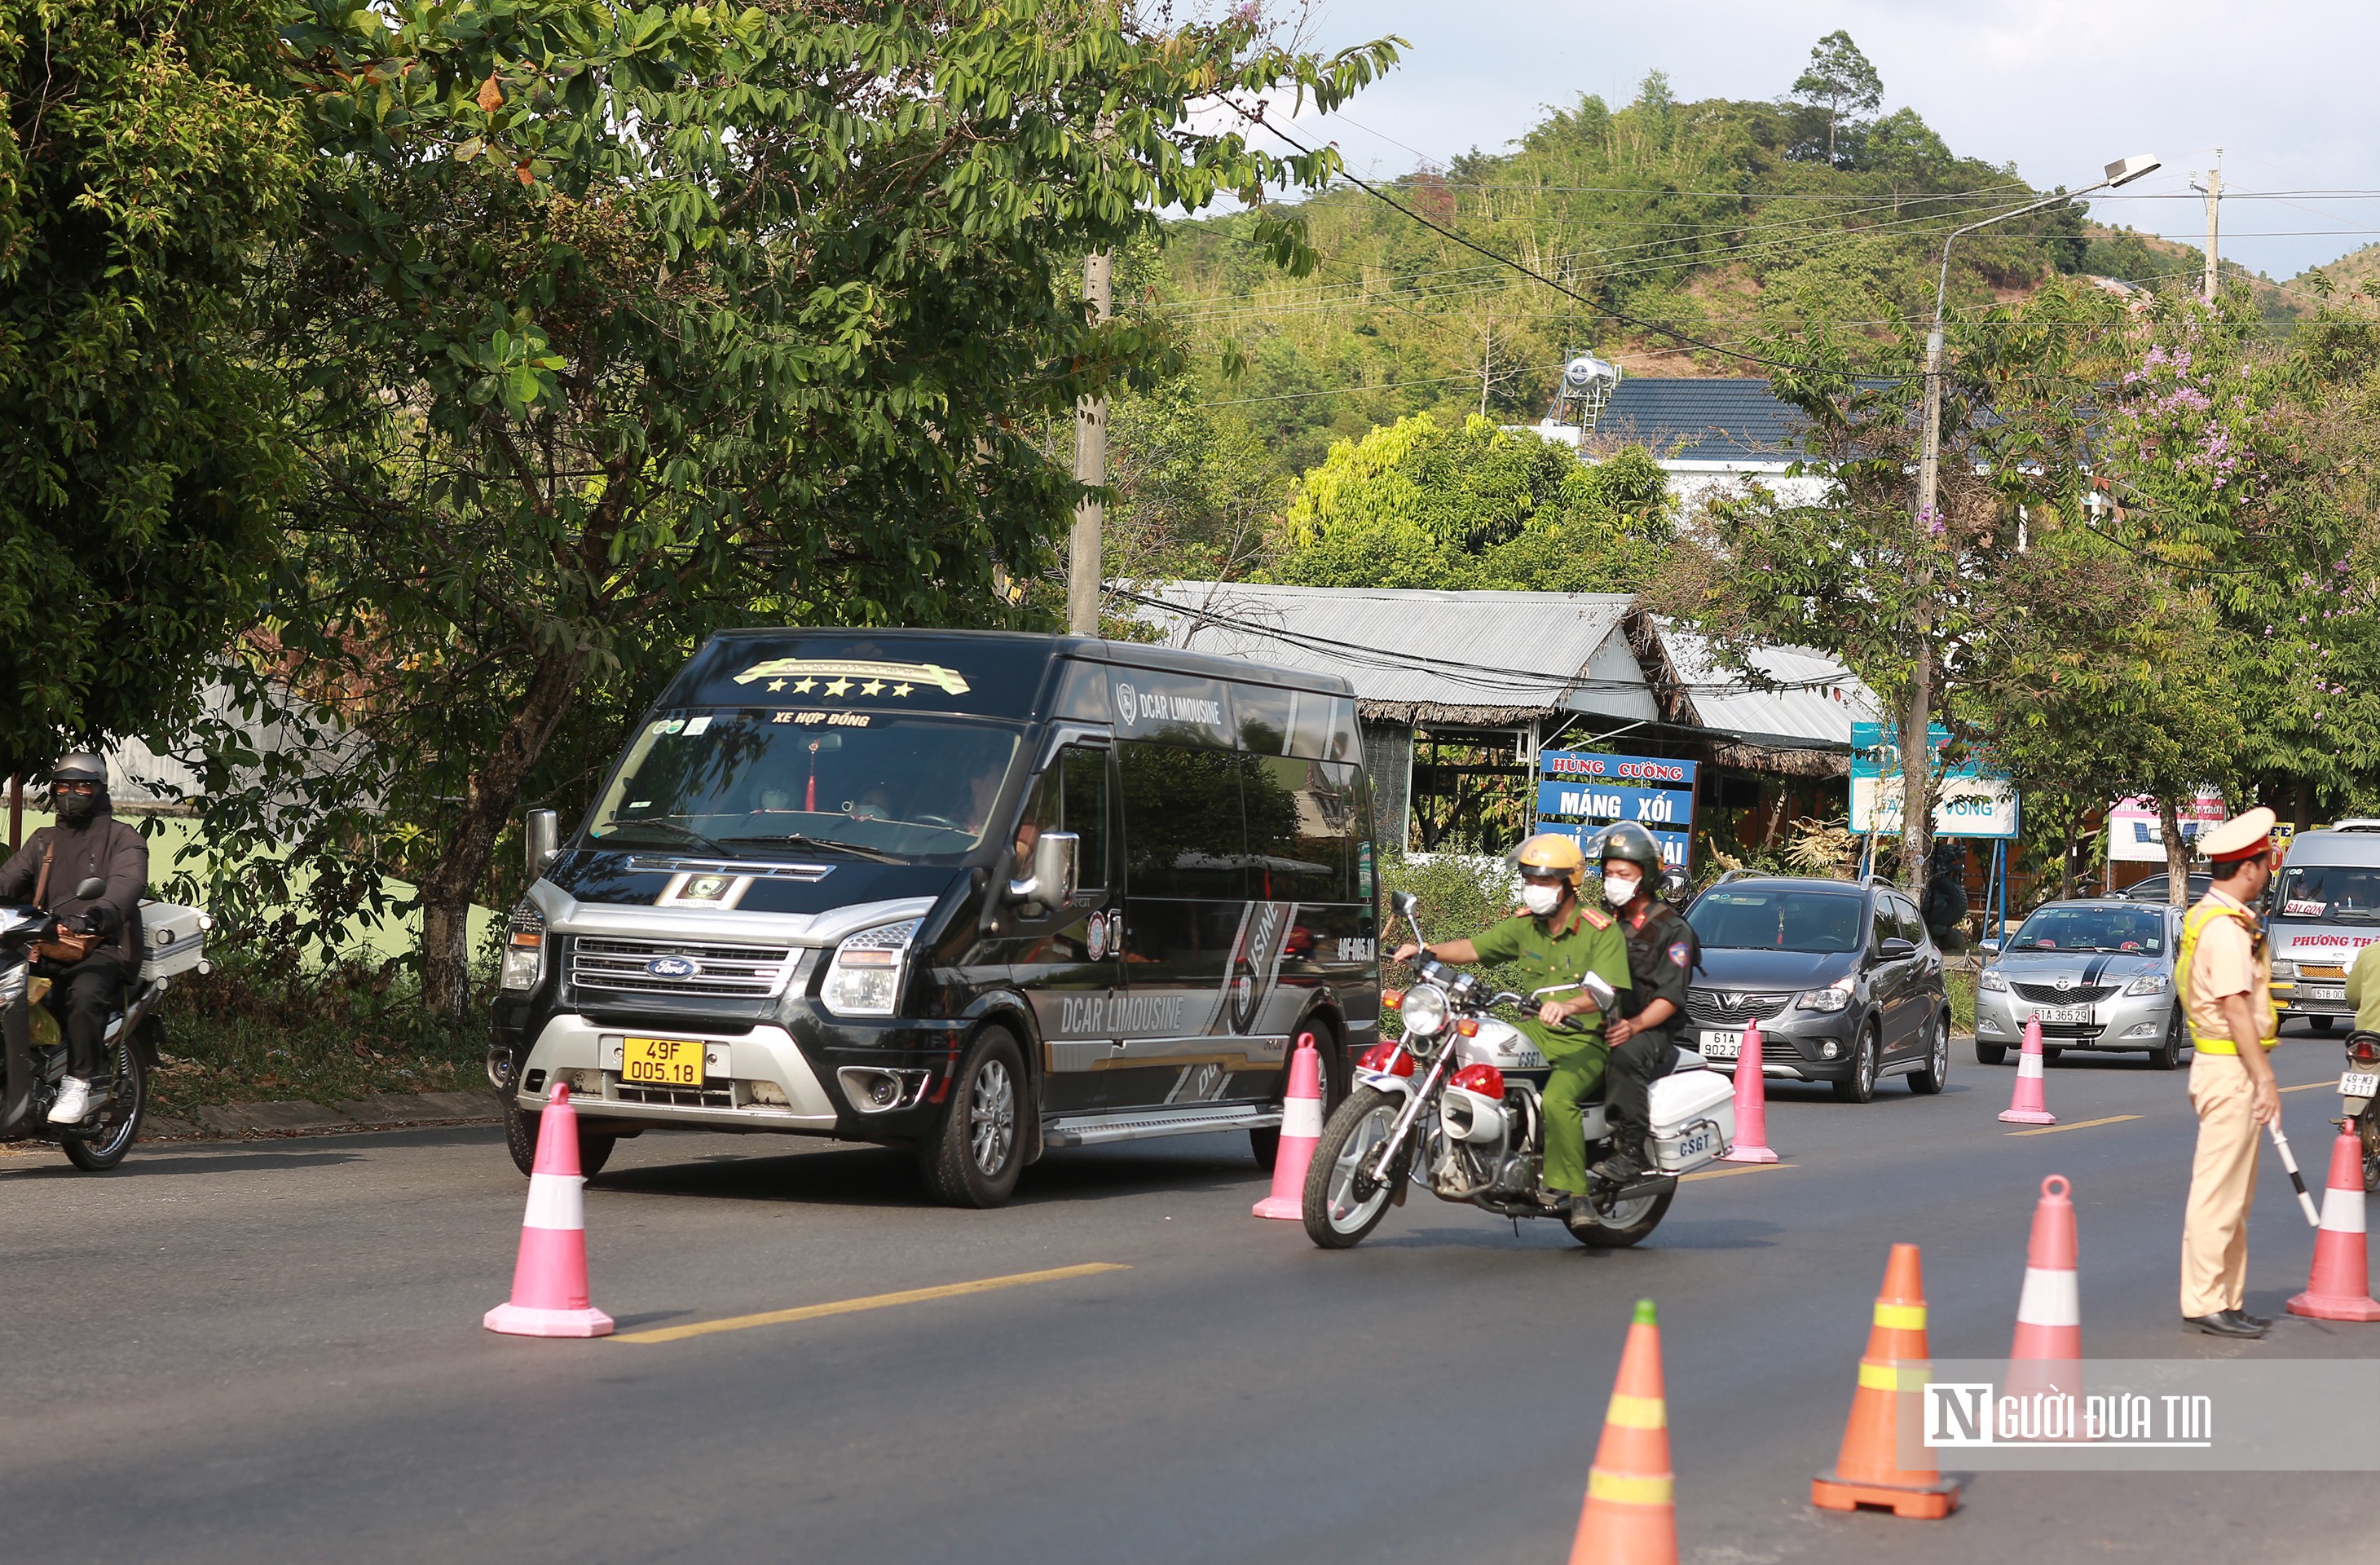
(1281, 2, 2380, 284)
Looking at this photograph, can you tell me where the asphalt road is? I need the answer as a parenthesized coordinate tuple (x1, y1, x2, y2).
(7, 1027, 2378, 1565)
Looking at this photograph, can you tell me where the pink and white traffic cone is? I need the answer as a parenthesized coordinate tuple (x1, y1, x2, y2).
(1254, 1033, 1325, 1219)
(2007, 1175, 2082, 1421)
(1721, 1018, 1779, 1163)
(485, 1083, 614, 1338)
(1998, 1016, 2056, 1126)
(2289, 1128, 2380, 1321)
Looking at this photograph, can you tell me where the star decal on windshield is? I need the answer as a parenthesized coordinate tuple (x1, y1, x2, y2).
(860, 679, 886, 695)
(766, 679, 786, 692)
(824, 678, 853, 696)
(791, 677, 818, 694)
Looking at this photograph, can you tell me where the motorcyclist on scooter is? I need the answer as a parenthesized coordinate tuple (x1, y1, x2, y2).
(0, 753, 149, 1123)
(1390, 832, 1632, 1216)
(1588, 822, 1699, 1185)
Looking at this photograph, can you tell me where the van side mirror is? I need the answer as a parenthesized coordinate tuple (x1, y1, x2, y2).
(1007, 831, 1079, 906)
(73, 876, 108, 902)
(525, 809, 560, 876)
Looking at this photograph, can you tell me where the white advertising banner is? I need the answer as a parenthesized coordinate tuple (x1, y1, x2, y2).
(2107, 792, 2227, 863)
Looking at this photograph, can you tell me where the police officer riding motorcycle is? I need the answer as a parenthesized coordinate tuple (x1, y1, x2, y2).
(1589, 821, 1699, 1187)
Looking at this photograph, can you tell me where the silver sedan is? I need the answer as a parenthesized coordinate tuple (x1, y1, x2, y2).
(1973, 900, 2187, 1069)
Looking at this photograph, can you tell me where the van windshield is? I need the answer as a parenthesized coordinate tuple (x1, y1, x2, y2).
(2275, 865, 2380, 924)
(587, 712, 1020, 861)
(1688, 888, 1865, 954)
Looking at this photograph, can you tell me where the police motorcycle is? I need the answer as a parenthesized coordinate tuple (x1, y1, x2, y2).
(2336, 1029, 2380, 1192)
(0, 881, 207, 1170)
(1301, 891, 1738, 1250)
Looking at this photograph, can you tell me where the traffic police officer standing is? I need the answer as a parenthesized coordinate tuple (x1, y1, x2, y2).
(2177, 806, 2282, 1339)
(1390, 832, 1632, 1213)
(1591, 822, 1699, 1185)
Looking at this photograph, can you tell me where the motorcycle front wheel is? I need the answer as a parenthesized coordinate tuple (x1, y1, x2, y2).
(61, 1041, 147, 1172)
(1302, 1087, 1404, 1250)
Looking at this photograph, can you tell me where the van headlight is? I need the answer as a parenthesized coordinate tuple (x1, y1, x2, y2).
(2269, 959, 2296, 981)
(500, 901, 544, 992)
(1399, 984, 1452, 1037)
(2123, 973, 2170, 996)
(1796, 975, 1854, 1012)
(822, 919, 922, 1017)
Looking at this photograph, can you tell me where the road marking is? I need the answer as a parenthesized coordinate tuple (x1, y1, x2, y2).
(614, 1263, 1130, 1344)
(2007, 1114, 2140, 1137)
(1682, 1161, 1796, 1182)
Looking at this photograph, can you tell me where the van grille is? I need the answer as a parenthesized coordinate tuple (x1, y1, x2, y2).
(569, 938, 796, 999)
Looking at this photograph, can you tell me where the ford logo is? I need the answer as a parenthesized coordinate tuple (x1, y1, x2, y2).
(646, 956, 701, 979)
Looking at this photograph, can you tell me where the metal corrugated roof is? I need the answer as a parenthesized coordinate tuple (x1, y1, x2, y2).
(1595, 378, 1807, 463)
(1132, 583, 1656, 721)
(1651, 619, 1880, 747)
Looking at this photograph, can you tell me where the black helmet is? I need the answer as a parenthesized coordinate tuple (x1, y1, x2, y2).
(51, 752, 107, 786)
(49, 752, 108, 822)
(1595, 821, 1664, 877)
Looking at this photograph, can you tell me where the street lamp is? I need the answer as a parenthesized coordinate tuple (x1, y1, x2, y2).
(1897, 154, 2161, 887)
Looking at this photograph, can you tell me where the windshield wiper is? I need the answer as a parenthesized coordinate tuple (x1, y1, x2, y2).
(599, 819, 734, 857)
(723, 832, 901, 865)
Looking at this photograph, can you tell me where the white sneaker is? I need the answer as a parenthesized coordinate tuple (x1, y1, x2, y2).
(47, 1077, 98, 1125)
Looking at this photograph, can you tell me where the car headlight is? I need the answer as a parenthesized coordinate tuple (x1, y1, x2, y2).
(500, 900, 544, 992)
(821, 919, 921, 1017)
(1796, 975, 1854, 1012)
(2269, 959, 2297, 981)
(1400, 984, 1452, 1037)
(1978, 968, 2008, 993)
(2123, 973, 2170, 996)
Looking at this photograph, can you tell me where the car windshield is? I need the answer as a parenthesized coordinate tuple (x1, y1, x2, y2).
(586, 711, 1021, 861)
(2011, 906, 2166, 953)
(1688, 888, 1865, 954)
(2274, 865, 2380, 924)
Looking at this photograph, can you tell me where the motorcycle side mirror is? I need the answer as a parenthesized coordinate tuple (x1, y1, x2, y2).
(73, 877, 107, 902)
(1391, 891, 1419, 918)
(1578, 972, 1620, 1014)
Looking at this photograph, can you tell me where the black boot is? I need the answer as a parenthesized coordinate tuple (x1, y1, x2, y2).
(1592, 1137, 1648, 1184)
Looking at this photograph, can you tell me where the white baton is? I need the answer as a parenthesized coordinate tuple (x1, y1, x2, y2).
(2266, 1122, 2323, 1228)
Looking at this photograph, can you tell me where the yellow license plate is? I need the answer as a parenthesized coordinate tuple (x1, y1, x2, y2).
(622, 1037, 707, 1087)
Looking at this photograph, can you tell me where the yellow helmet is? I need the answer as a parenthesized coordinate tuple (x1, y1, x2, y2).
(1514, 831, 1587, 886)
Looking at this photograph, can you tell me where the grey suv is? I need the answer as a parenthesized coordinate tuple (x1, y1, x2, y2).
(1681, 875, 1952, 1103)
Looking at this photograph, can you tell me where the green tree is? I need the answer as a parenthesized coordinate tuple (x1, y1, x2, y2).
(0, 0, 302, 774)
(236, 0, 1399, 1016)
(1789, 29, 1883, 168)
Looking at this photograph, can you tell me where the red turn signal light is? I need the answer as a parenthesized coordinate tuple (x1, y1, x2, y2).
(1450, 1062, 1505, 1099)
(1454, 1017, 1480, 1037)
(1358, 1041, 1415, 1078)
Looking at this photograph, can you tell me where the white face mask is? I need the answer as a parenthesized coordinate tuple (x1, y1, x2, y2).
(1520, 881, 1565, 917)
(1603, 872, 1642, 907)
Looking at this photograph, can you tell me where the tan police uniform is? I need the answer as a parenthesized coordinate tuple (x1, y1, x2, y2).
(2176, 808, 2279, 1320)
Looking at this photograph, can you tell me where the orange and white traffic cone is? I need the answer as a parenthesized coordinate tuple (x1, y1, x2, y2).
(1568, 1298, 1676, 1565)
(2007, 1175, 2081, 1419)
(1812, 1243, 1960, 1519)
(2288, 1127, 2380, 1321)
(1254, 1033, 1324, 1219)
(485, 1083, 614, 1338)
(1998, 1016, 2056, 1126)
(1720, 1018, 1778, 1164)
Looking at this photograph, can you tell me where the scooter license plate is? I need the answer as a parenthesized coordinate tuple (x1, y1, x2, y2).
(2341, 1070, 2379, 1098)
(2035, 1004, 2092, 1024)
(622, 1037, 706, 1087)
(1700, 1030, 1742, 1060)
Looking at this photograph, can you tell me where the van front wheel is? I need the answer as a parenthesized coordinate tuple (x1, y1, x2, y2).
(920, 1029, 1028, 1208)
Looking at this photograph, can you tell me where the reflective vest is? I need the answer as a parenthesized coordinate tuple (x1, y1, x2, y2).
(2175, 897, 2277, 1053)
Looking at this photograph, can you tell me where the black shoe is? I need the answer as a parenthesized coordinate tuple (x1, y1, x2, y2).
(2239, 1310, 2274, 1330)
(1591, 1146, 1646, 1184)
(2185, 1310, 2270, 1338)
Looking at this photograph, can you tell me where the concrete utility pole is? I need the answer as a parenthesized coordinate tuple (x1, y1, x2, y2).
(1066, 249, 1113, 637)
(2197, 151, 2224, 303)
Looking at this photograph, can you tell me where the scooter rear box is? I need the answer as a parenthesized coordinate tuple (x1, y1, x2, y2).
(138, 902, 207, 981)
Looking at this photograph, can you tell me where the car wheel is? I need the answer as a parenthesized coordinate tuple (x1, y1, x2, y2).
(1908, 1011, 1950, 1095)
(919, 1029, 1028, 1208)
(2149, 1007, 2184, 1070)
(1975, 1040, 2008, 1066)
(2042, 1047, 2065, 1065)
(505, 1104, 617, 1179)
(2312, 1015, 2337, 1034)
(1832, 1023, 1880, 1104)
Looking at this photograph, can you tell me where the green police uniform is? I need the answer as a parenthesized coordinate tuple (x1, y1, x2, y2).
(1469, 900, 1634, 1195)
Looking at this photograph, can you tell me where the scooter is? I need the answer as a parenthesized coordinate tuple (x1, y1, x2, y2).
(2338, 1029, 2380, 1193)
(0, 884, 208, 1171)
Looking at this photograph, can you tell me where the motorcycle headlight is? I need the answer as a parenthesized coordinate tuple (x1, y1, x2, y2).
(1796, 975, 1854, 1012)
(1399, 984, 1452, 1037)
(1978, 968, 2008, 993)
(2269, 959, 2297, 981)
(500, 900, 544, 992)
(822, 919, 922, 1018)
(2123, 973, 2170, 996)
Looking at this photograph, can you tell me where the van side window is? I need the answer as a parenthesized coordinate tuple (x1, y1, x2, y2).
(1060, 746, 1109, 893)
(1117, 741, 1245, 898)
(1244, 756, 1362, 902)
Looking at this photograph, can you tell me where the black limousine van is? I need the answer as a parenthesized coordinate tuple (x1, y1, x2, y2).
(490, 628, 1382, 1206)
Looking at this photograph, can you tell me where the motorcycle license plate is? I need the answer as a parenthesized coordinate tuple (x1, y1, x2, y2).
(2035, 1004, 2092, 1024)
(2341, 1071, 2380, 1098)
(622, 1037, 706, 1087)
(2303, 986, 2347, 1002)
(1700, 1030, 1742, 1060)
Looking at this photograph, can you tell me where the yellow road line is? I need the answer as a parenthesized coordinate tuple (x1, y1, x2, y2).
(615, 1263, 1130, 1344)
(2007, 1114, 2140, 1137)
(1682, 1161, 1796, 1182)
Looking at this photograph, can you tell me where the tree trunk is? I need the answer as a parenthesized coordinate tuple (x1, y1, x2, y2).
(2059, 815, 2080, 901)
(2159, 796, 2190, 906)
(417, 650, 588, 1020)
(1898, 654, 1933, 893)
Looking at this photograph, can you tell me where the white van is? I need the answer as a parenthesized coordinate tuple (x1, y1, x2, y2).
(2268, 823, 2380, 1032)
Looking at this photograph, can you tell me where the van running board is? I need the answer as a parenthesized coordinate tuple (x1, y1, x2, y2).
(1042, 1104, 1283, 1148)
